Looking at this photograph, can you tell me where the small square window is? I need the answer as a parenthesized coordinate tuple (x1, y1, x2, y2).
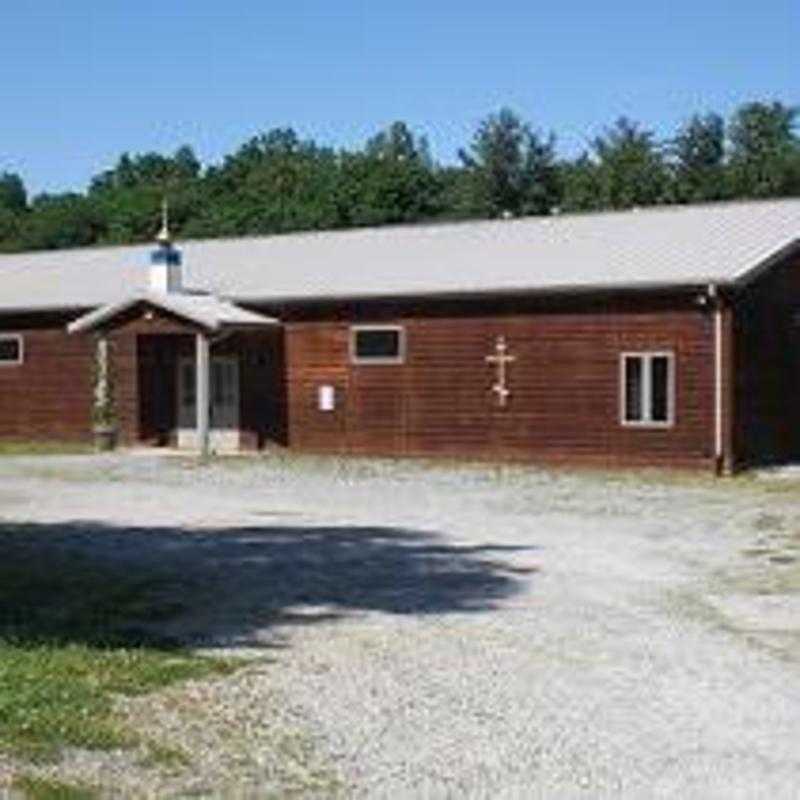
(621, 352, 674, 427)
(351, 326, 404, 364)
(0, 335, 23, 365)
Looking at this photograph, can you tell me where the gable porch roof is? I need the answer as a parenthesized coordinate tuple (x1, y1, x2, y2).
(66, 291, 279, 334)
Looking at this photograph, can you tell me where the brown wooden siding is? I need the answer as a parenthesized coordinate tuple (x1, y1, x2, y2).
(0, 303, 286, 449)
(284, 303, 717, 469)
(0, 291, 732, 469)
(237, 329, 287, 448)
(734, 252, 800, 467)
(0, 313, 94, 442)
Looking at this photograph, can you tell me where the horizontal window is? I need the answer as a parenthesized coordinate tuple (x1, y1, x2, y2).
(621, 352, 674, 427)
(0, 335, 23, 365)
(351, 326, 405, 364)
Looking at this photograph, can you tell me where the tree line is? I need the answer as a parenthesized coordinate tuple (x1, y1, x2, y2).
(0, 100, 798, 253)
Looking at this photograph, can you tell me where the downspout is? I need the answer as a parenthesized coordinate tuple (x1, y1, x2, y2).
(708, 283, 724, 473)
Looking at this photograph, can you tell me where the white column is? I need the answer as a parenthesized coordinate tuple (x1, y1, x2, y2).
(714, 301, 723, 465)
(195, 333, 210, 457)
(95, 335, 109, 412)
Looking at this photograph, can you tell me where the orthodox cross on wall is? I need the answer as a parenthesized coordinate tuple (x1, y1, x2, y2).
(485, 335, 516, 407)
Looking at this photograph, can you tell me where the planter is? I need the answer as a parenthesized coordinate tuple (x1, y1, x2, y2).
(92, 425, 118, 452)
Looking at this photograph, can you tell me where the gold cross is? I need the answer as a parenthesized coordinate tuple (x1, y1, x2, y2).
(485, 335, 515, 407)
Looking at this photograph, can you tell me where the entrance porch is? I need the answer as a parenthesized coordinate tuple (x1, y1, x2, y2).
(68, 293, 283, 454)
(136, 330, 286, 453)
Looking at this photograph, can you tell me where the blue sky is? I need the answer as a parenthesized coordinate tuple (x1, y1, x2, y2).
(1, 0, 797, 195)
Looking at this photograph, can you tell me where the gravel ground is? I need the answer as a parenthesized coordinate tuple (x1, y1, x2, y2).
(1, 452, 799, 798)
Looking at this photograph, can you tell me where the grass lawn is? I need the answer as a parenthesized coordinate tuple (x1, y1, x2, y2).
(0, 524, 233, 776)
(10, 775, 100, 800)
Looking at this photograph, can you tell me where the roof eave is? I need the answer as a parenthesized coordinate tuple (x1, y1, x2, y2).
(232, 278, 729, 308)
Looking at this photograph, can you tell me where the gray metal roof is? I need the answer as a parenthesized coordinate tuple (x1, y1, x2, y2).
(1, 199, 799, 313)
(66, 291, 279, 334)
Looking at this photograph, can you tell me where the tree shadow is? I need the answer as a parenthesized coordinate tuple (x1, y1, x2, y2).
(0, 521, 537, 651)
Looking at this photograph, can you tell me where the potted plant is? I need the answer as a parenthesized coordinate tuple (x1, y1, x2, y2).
(92, 335, 117, 451)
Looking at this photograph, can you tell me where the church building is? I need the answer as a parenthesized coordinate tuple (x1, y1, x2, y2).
(1, 198, 799, 473)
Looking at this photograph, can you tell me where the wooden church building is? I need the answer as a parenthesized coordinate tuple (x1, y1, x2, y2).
(1, 198, 799, 473)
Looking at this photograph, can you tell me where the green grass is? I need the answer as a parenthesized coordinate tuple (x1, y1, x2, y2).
(0, 525, 234, 762)
(0, 642, 231, 761)
(12, 775, 99, 800)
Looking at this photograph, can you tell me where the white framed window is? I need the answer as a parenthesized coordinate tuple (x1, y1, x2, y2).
(0, 334, 23, 366)
(620, 352, 675, 427)
(350, 325, 405, 365)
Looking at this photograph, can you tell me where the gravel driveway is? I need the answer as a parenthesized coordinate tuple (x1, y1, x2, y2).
(1, 452, 799, 798)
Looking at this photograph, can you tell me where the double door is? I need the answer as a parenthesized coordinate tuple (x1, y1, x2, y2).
(177, 356, 240, 451)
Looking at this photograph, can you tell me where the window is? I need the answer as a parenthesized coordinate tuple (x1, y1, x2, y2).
(0, 335, 23, 365)
(620, 352, 674, 426)
(351, 326, 405, 364)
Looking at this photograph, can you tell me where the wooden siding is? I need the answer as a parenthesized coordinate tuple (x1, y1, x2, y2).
(0, 313, 94, 442)
(734, 251, 800, 467)
(284, 301, 717, 469)
(0, 290, 736, 470)
(0, 303, 285, 449)
(238, 329, 287, 448)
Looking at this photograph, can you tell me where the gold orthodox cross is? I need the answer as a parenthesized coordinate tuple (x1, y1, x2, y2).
(485, 335, 515, 407)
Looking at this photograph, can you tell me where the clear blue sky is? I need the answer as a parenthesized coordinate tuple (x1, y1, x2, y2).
(1, 0, 797, 196)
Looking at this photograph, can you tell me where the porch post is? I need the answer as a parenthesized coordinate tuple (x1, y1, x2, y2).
(195, 332, 210, 457)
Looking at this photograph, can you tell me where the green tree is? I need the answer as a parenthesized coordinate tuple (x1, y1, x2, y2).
(333, 122, 443, 226)
(4, 98, 800, 255)
(365, 121, 432, 166)
(727, 101, 800, 198)
(87, 146, 203, 243)
(459, 108, 560, 217)
(335, 151, 442, 227)
(20, 193, 103, 250)
(437, 166, 488, 219)
(0, 208, 21, 251)
(90, 146, 201, 193)
(671, 113, 727, 202)
(559, 155, 605, 212)
(0, 172, 27, 213)
(193, 128, 341, 235)
(589, 117, 669, 209)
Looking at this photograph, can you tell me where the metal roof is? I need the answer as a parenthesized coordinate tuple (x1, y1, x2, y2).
(1, 199, 799, 313)
(66, 291, 279, 334)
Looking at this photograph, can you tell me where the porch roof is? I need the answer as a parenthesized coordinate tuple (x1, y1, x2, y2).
(66, 291, 279, 334)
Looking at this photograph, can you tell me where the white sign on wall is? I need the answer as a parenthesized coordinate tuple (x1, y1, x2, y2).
(318, 384, 336, 412)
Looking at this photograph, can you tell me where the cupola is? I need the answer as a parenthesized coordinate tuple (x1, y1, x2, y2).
(149, 199, 182, 293)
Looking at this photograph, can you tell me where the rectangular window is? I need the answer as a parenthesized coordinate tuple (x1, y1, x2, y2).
(351, 326, 405, 364)
(621, 352, 674, 427)
(0, 335, 23, 365)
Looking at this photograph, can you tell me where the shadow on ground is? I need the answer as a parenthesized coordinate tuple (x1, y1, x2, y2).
(0, 521, 536, 650)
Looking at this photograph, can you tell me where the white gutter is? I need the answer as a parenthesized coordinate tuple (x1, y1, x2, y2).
(709, 284, 724, 466)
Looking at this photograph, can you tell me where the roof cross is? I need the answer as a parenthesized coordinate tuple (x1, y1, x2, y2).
(157, 197, 171, 245)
